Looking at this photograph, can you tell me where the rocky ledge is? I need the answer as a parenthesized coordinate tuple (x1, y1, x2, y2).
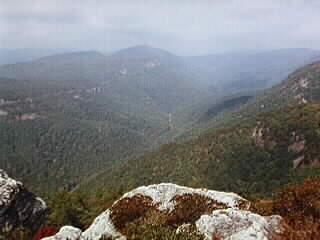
(0, 169, 48, 236)
(43, 183, 289, 240)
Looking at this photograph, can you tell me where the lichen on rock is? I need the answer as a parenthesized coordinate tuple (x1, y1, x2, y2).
(44, 183, 286, 240)
(0, 169, 48, 236)
(196, 209, 288, 240)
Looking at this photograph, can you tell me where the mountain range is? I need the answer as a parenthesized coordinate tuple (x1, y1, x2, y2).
(0, 45, 319, 196)
(1, 45, 320, 239)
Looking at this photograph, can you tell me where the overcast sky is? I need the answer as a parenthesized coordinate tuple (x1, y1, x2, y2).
(1, 0, 320, 55)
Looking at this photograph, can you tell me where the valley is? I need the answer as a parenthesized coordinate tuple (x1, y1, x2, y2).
(1, 46, 320, 240)
(0, 46, 319, 194)
(3, 1, 320, 239)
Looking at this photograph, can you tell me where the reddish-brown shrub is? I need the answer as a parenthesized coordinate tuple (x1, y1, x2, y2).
(110, 194, 155, 230)
(167, 194, 227, 227)
(32, 225, 57, 240)
(252, 177, 320, 240)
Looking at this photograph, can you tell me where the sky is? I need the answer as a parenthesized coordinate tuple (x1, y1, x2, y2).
(1, 0, 320, 55)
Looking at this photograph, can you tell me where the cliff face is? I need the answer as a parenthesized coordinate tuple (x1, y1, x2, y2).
(43, 183, 288, 240)
(0, 169, 48, 236)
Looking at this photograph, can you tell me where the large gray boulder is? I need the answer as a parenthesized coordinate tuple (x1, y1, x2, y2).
(0, 169, 48, 236)
(43, 183, 288, 240)
(196, 209, 288, 240)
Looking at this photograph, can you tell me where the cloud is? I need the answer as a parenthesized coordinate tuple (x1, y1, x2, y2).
(1, 0, 320, 55)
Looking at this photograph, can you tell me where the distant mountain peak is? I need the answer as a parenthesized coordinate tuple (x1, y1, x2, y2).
(111, 45, 175, 58)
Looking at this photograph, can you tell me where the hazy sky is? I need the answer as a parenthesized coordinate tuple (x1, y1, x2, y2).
(1, 0, 320, 55)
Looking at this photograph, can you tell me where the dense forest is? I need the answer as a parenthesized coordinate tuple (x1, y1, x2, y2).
(3, 0, 320, 238)
(1, 47, 320, 239)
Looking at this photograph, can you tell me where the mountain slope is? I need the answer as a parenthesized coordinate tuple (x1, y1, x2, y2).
(82, 103, 320, 198)
(0, 48, 73, 65)
(1, 48, 320, 196)
(227, 60, 320, 122)
(183, 60, 320, 138)
(0, 48, 210, 112)
(111, 44, 176, 59)
(0, 47, 211, 194)
(0, 75, 165, 194)
(250, 60, 320, 109)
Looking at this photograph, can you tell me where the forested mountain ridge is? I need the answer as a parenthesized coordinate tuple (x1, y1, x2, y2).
(82, 102, 320, 199)
(0, 46, 210, 194)
(0, 47, 211, 112)
(0, 46, 319, 196)
(0, 48, 74, 65)
(0, 75, 161, 194)
(1, 47, 320, 240)
(240, 60, 320, 114)
(111, 44, 177, 58)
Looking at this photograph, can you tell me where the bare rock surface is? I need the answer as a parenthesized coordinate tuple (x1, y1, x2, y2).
(43, 183, 286, 240)
(196, 209, 288, 240)
(0, 169, 47, 236)
(118, 183, 248, 211)
(42, 226, 83, 240)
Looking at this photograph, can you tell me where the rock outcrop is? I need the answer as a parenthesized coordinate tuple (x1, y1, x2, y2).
(43, 183, 288, 240)
(0, 169, 48, 236)
(41, 226, 83, 240)
(196, 209, 288, 240)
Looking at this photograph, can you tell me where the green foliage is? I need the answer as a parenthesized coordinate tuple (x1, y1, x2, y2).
(83, 103, 320, 199)
(124, 222, 203, 240)
(0, 73, 172, 194)
(47, 191, 90, 229)
(2, 226, 32, 240)
(0, 49, 215, 195)
(3, 51, 320, 240)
